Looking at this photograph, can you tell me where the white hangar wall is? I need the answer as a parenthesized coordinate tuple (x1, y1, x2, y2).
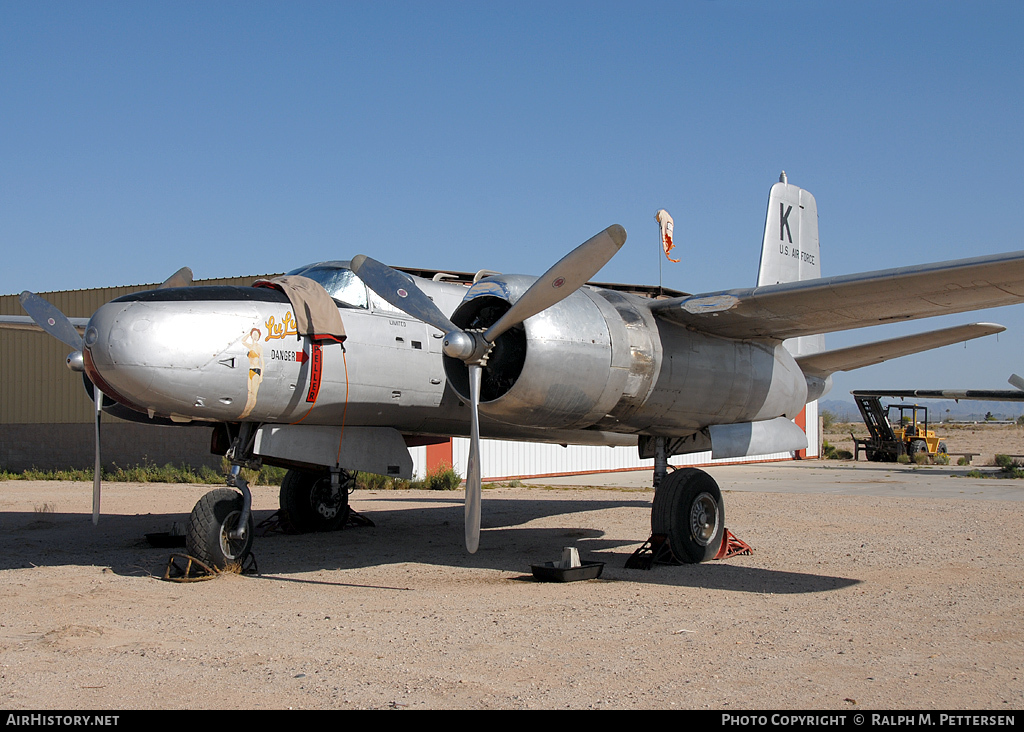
(409, 401, 819, 481)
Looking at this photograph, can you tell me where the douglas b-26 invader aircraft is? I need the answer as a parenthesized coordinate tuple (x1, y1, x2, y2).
(5, 174, 1024, 569)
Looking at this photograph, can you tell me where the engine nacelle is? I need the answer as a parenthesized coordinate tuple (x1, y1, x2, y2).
(444, 276, 809, 435)
(444, 276, 631, 430)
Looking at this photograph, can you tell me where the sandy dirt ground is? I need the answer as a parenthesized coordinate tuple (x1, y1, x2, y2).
(0, 453, 1022, 710)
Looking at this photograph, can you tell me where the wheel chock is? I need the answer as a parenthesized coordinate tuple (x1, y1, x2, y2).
(257, 509, 375, 536)
(626, 529, 753, 568)
(625, 533, 678, 569)
(161, 552, 259, 582)
(162, 553, 216, 582)
(256, 511, 289, 536)
(713, 529, 753, 560)
(346, 510, 375, 528)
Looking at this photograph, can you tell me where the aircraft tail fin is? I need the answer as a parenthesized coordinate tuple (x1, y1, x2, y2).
(756, 172, 823, 356)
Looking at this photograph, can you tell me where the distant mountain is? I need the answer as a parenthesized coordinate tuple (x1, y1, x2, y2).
(820, 399, 861, 422)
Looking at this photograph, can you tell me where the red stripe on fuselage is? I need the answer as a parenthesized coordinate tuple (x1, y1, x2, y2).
(305, 343, 323, 403)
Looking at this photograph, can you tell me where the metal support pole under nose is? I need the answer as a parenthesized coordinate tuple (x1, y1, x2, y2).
(653, 437, 668, 490)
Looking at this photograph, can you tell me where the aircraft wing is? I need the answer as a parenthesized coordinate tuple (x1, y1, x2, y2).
(650, 250, 1024, 340)
(851, 372, 1024, 401)
(851, 388, 1024, 402)
(796, 323, 1004, 379)
(0, 315, 89, 334)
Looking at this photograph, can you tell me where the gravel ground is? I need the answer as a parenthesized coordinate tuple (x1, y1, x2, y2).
(0, 461, 1022, 710)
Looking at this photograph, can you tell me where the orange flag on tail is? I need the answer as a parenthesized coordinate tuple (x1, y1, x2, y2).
(655, 209, 678, 262)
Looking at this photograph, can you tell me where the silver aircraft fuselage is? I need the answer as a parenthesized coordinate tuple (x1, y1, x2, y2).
(81, 264, 809, 443)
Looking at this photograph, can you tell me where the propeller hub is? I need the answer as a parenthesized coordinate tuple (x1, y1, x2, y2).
(66, 350, 85, 372)
(442, 330, 477, 361)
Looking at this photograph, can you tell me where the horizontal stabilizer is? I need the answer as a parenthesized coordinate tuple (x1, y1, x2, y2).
(796, 323, 1005, 379)
(0, 314, 89, 334)
(651, 250, 1024, 340)
(852, 388, 1024, 402)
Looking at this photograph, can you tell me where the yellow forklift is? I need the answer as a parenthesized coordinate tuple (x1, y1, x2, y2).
(852, 392, 948, 461)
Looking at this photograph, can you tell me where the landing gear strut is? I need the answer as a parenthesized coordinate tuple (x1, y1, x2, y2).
(186, 424, 259, 569)
(649, 437, 725, 563)
(279, 468, 352, 533)
(185, 487, 254, 569)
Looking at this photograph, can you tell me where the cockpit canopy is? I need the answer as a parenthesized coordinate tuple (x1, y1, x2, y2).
(287, 261, 412, 316)
(287, 262, 368, 309)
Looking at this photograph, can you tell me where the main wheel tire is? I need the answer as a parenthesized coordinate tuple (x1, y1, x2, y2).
(908, 439, 927, 458)
(186, 488, 254, 570)
(651, 468, 725, 563)
(279, 469, 351, 533)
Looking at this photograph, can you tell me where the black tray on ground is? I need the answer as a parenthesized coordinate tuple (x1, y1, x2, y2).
(145, 532, 186, 548)
(530, 561, 604, 582)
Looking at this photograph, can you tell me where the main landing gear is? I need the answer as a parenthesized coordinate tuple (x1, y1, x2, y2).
(279, 468, 352, 533)
(647, 438, 726, 563)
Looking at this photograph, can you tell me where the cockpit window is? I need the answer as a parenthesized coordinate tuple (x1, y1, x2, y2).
(286, 265, 368, 309)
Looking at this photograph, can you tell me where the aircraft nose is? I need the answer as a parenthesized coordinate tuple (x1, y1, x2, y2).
(83, 301, 158, 402)
(82, 295, 269, 420)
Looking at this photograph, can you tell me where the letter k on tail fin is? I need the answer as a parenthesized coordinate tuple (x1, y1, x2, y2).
(756, 172, 823, 356)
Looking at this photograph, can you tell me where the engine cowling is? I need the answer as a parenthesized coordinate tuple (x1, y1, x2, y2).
(443, 275, 808, 436)
(443, 276, 638, 430)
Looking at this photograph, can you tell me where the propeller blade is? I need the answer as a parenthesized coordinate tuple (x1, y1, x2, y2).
(19, 291, 84, 350)
(484, 224, 626, 343)
(158, 267, 193, 289)
(464, 363, 483, 553)
(1009, 374, 1024, 392)
(350, 255, 458, 335)
(93, 385, 102, 526)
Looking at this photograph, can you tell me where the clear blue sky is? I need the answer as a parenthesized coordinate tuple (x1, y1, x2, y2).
(2, 1, 1022, 400)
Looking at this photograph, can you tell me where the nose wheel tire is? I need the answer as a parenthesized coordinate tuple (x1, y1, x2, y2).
(186, 488, 254, 570)
(651, 468, 725, 563)
(279, 469, 351, 533)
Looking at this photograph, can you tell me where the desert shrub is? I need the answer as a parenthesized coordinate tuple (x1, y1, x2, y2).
(834, 449, 853, 460)
(995, 454, 1024, 478)
(423, 463, 461, 491)
(5, 462, 229, 484)
(821, 440, 834, 459)
(897, 454, 911, 464)
(957, 456, 971, 466)
(933, 453, 950, 465)
(355, 472, 410, 490)
(402, 463, 461, 491)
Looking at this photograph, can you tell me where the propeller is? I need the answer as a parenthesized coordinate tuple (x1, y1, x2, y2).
(19, 290, 107, 522)
(20, 267, 190, 525)
(158, 267, 194, 289)
(92, 384, 103, 525)
(351, 224, 627, 552)
(19, 291, 84, 350)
